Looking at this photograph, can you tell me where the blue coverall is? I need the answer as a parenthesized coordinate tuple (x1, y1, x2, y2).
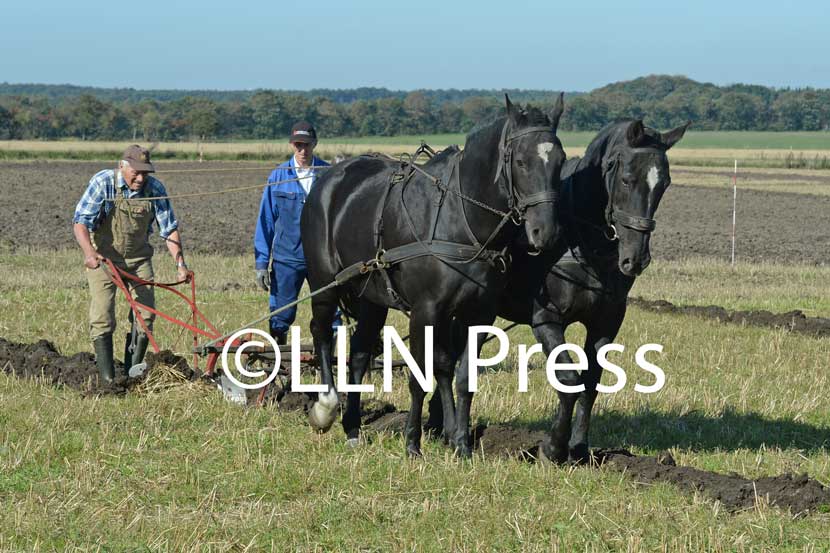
(254, 155, 337, 336)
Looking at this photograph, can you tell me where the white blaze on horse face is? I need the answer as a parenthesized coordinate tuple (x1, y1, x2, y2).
(537, 142, 555, 165)
(647, 165, 660, 191)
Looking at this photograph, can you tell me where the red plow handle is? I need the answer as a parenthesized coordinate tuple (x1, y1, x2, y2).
(103, 258, 222, 370)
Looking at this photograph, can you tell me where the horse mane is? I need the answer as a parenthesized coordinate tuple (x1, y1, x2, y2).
(519, 104, 552, 127)
(464, 115, 506, 152)
(583, 120, 666, 166)
(463, 104, 552, 152)
(423, 144, 460, 169)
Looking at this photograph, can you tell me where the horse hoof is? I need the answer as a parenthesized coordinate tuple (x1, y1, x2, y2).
(424, 424, 444, 441)
(539, 441, 568, 464)
(308, 390, 339, 433)
(453, 442, 472, 459)
(406, 445, 423, 458)
(345, 437, 360, 448)
(308, 402, 337, 433)
(569, 443, 590, 465)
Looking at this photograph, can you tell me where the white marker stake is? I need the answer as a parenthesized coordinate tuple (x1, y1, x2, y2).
(731, 159, 737, 267)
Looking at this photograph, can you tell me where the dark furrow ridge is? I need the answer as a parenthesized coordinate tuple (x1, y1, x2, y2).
(2, 335, 829, 516)
(630, 297, 830, 338)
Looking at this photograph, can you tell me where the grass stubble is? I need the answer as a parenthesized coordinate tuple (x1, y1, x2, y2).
(0, 250, 828, 551)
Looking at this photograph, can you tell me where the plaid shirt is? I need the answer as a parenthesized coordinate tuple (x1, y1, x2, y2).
(72, 169, 179, 238)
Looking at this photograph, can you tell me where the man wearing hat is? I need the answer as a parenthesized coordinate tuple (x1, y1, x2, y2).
(73, 145, 189, 383)
(254, 122, 334, 344)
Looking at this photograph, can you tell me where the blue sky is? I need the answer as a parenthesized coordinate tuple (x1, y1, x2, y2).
(3, 0, 828, 91)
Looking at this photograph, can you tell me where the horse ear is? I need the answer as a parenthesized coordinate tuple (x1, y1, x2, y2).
(626, 120, 646, 147)
(505, 94, 518, 123)
(548, 92, 564, 132)
(661, 120, 691, 150)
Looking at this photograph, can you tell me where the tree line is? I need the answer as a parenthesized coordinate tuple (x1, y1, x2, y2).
(0, 75, 828, 141)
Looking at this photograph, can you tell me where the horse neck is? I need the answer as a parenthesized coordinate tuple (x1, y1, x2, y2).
(458, 117, 504, 203)
(453, 117, 513, 244)
(565, 127, 625, 263)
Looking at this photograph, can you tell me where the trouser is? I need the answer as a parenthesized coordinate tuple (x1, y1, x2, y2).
(86, 256, 155, 339)
(269, 258, 341, 336)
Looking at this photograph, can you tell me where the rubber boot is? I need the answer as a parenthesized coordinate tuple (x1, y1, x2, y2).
(270, 326, 287, 346)
(93, 335, 115, 384)
(269, 326, 288, 387)
(122, 331, 133, 377)
(129, 333, 150, 372)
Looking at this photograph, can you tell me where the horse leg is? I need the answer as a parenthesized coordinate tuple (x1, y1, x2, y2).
(534, 322, 579, 464)
(424, 389, 445, 439)
(569, 308, 625, 463)
(425, 320, 463, 440)
(342, 301, 388, 445)
(403, 307, 451, 457)
(308, 289, 340, 433)
(452, 324, 490, 459)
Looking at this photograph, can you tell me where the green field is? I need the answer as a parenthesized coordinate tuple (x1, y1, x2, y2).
(1, 130, 829, 151)
(669, 131, 830, 150)
(2, 132, 829, 171)
(323, 131, 830, 151)
(1, 251, 829, 551)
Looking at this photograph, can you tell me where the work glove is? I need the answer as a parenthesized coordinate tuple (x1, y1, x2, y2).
(255, 269, 270, 291)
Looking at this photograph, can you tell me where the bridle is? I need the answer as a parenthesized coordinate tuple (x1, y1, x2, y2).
(494, 122, 560, 223)
(600, 147, 662, 240)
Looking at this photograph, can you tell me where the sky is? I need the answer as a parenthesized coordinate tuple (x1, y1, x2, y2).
(2, 0, 828, 92)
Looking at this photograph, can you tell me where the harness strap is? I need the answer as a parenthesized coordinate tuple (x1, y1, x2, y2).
(383, 240, 503, 265)
(612, 211, 657, 232)
(506, 126, 556, 142)
(517, 190, 559, 209)
(335, 240, 507, 286)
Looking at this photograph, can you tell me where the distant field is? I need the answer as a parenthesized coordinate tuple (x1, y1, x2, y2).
(325, 130, 830, 151)
(671, 166, 830, 196)
(1, 131, 829, 169)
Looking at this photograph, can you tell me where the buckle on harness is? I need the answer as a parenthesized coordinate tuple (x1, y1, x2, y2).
(361, 250, 390, 274)
(490, 250, 511, 273)
(510, 207, 525, 226)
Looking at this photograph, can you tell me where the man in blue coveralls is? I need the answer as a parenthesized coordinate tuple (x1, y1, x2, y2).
(254, 121, 335, 344)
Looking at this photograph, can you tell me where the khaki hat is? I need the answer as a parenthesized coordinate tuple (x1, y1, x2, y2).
(122, 144, 155, 172)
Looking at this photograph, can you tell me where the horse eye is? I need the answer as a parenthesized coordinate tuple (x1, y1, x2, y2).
(516, 158, 526, 168)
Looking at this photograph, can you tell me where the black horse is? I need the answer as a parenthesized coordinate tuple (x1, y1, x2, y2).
(427, 119, 689, 461)
(301, 95, 566, 457)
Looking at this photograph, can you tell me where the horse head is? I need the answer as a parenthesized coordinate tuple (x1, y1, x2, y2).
(501, 93, 566, 253)
(602, 119, 689, 276)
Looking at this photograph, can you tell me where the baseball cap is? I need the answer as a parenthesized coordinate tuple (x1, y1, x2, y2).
(122, 144, 155, 172)
(289, 121, 317, 144)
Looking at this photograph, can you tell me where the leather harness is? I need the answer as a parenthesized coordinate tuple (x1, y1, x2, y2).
(334, 123, 558, 310)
